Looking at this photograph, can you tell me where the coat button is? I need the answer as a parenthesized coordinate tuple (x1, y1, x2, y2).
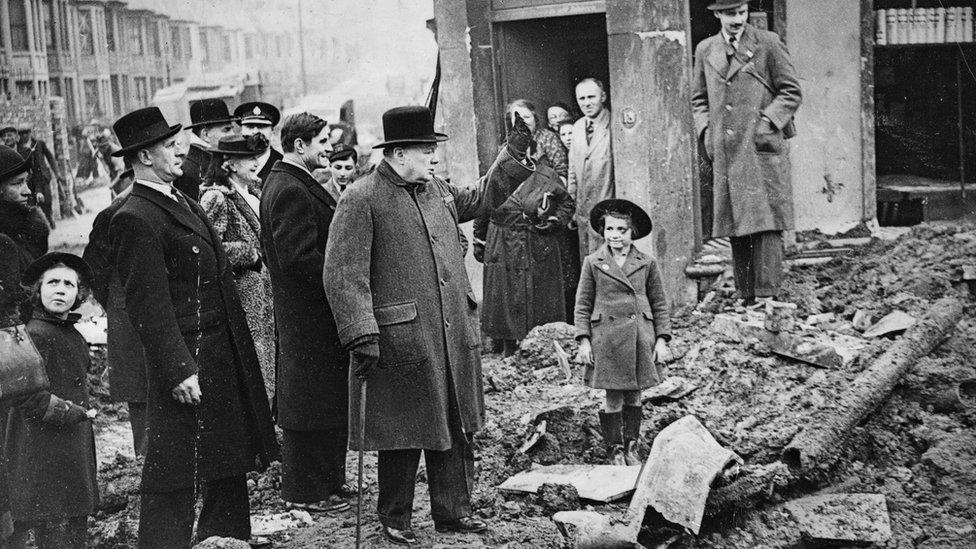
(629, 314, 636, 319)
(439, 278, 446, 286)
(601, 264, 610, 271)
(725, 105, 733, 111)
(75, 377, 83, 386)
(726, 129, 733, 135)
(192, 245, 200, 254)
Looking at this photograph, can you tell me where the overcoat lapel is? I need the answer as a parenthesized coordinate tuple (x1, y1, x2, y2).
(276, 161, 337, 210)
(228, 190, 261, 236)
(132, 184, 213, 245)
(585, 116, 609, 159)
(623, 247, 650, 278)
(726, 26, 758, 81)
(707, 38, 731, 76)
(593, 245, 635, 290)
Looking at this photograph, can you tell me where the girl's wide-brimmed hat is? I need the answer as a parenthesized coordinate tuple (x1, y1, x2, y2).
(22, 252, 93, 288)
(589, 198, 654, 239)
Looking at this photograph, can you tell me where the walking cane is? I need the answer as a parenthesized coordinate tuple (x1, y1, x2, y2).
(355, 377, 366, 549)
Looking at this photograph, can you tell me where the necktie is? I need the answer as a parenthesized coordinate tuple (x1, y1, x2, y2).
(585, 119, 594, 145)
(171, 189, 191, 212)
(729, 35, 737, 50)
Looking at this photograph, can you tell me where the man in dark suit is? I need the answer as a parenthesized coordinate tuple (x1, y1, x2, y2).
(260, 112, 351, 513)
(107, 107, 278, 548)
(83, 182, 148, 456)
(17, 126, 63, 228)
(692, 0, 801, 306)
(234, 101, 283, 188)
(173, 98, 236, 201)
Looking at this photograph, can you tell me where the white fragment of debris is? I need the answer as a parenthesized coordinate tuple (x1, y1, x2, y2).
(862, 310, 916, 338)
(498, 464, 641, 503)
(784, 493, 892, 543)
(249, 510, 314, 536)
(75, 315, 107, 345)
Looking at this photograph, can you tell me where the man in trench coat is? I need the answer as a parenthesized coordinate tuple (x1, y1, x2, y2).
(568, 77, 614, 260)
(108, 107, 278, 548)
(323, 106, 534, 546)
(692, 0, 802, 305)
(260, 112, 352, 512)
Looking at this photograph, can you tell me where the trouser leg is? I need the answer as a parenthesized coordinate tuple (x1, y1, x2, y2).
(577, 223, 590, 263)
(33, 516, 87, 549)
(377, 449, 421, 530)
(197, 475, 251, 542)
(128, 401, 148, 457)
(425, 432, 474, 524)
(751, 231, 783, 298)
(729, 234, 755, 300)
(281, 428, 349, 502)
(138, 488, 195, 549)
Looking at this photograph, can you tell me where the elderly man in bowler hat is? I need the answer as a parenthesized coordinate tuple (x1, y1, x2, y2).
(107, 106, 278, 549)
(323, 106, 534, 545)
(174, 98, 237, 201)
(234, 102, 283, 187)
(692, 0, 802, 306)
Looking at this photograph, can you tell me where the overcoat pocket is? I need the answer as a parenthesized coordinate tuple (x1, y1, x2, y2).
(754, 129, 782, 155)
(374, 301, 425, 367)
(465, 291, 482, 349)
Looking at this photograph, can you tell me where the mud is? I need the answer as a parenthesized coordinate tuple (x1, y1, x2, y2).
(86, 222, 976, 548)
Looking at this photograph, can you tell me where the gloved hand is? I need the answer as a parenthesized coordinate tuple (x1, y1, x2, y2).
(351, 337, 380, 380)
(506, 113, 533, 159)
(473, 238, 486, 263)
(533, 216, 560, 233)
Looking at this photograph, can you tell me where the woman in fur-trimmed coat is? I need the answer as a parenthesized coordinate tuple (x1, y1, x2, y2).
(199, 135, 276, 397)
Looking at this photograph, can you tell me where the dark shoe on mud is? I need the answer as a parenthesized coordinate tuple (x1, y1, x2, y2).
(383, 525, 418, 545)
(435, 516, 489, 534)
(623, 440, 640, 466)
(248, 536, 273, 548)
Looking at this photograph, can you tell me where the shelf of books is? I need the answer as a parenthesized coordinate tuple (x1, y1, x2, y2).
(874, 6, 974, 46)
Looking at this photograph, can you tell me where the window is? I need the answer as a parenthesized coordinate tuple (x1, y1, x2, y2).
(83, 79, 100, 117)
(129, 16, 144, 55)
(110, 75, 122, 115)
(150, 22, 160, 56)
(49, 78, 61, 97)
(222, 34, 232, 61)
(79, 9, 95, 55)
(170, 26, 182, 58)
(64, 77, 76, 120)
(105, 10, 116, 52)
(59, 1, 70, 49)
(199, 30, 210, 62)
(276, 36, 283, 58)
(244, 35, 254, 60)
(15, 80, 34, 97)
(134, 77, 148, 106)
(44, 0, 56, 50)
(9, 0, 30, 51)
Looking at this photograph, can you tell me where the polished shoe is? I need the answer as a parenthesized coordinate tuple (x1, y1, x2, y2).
(434, 516, 489, 533)
(248, 536, 273, 548)
(383, 525, 418, 545)
(284, 495, 350, 513)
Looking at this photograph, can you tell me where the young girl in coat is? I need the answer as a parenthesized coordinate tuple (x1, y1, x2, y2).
(574, 199, 672, 466)
(4, 252, 98, 549)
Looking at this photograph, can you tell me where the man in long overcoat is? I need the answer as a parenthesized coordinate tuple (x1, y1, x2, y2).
(692, 0, 802, 305)
(84, 187, 149, 456)
(107, 107, 278, 548)
(323, 106, 533, 546)
(568, 77, 614, 260)
(260, 112, 352, 512)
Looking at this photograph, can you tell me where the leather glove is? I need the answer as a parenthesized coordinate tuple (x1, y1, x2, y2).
(473, 238, 486, 263)
(351, 337, 380, 380)
(506, 114, 532, 159)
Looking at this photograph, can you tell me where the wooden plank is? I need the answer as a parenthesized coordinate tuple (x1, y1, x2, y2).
(465, 0, 503, 175)
(497, 464, 641, 502)
(860, 0, 877, 222)
(606, 0, 699, 305)
(491, 0, 606, 22)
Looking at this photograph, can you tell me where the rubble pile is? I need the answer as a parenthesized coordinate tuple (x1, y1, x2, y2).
(86, 222, 976, 548)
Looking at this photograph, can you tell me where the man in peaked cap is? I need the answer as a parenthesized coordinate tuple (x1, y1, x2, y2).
(692, 0, 801, 307)
(107, 106, 278, 548)
(234, 101, 283, 187)
(174, 98, 237, 201)
(323, 106, 535, 545)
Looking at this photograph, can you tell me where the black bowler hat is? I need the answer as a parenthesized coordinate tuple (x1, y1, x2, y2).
(707, 0, 749, 10)
(328, 143, 358, 163)
(22, 252, 93, 289)
(372, 106, 448, 149)
(0, 144, 31, 181)
(211, 134, 269, 156)
(235, 102, 280, 127)
(186, 98, 235, 129)
(590, 199, 654, 239)
(111, 107, 182, 158)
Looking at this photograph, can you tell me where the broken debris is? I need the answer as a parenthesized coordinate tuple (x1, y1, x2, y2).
(642, 376, 699, 404)
(784, 493, 892, 544)
(862, 310, 917, 338)
(498, 464, 640, 503)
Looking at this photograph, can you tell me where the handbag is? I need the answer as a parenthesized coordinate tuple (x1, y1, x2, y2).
(0, 324, 49, 400)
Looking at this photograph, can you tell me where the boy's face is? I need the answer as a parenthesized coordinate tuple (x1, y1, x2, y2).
(603, 215, 633, 249)
(40, 266, 79, 316)
(330, 157, 357, 187)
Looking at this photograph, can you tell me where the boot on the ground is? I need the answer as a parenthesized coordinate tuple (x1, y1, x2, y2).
(622, 405, 643, 466)
(598, 411, 626, 466)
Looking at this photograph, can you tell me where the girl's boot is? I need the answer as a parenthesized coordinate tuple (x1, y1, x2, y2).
(598, 411, 626, 466)
(622, 405, 643, 466)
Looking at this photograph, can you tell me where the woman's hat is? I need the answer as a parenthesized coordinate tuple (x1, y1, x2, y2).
(329, 143, 358, 163)
(111, 107, 182, 158)
(186, 98, 236, 129)
(0, 145, 31, 181)
(707, 0, 748, 10)
(234, 102, 280, 127)
(211, 134, 269, 156)
(22, 252, 93, 288)
(372, 106, 448, 149)
(590, 198, 654, 239)
(0, 126, 16, 135)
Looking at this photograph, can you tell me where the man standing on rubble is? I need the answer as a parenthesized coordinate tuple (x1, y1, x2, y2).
(323, 106, 534, 546)
(692, 0, 802, 306)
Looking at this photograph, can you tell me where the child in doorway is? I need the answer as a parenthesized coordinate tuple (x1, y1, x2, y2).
(574, 199, 672, 466)
(4, 252, 98, 549)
